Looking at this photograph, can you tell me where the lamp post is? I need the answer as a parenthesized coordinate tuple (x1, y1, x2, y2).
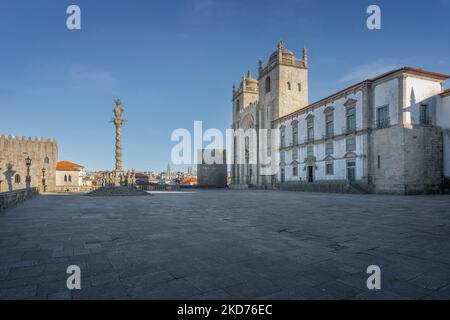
(25, 157, 32, 189)
(41, 167, 46, 193)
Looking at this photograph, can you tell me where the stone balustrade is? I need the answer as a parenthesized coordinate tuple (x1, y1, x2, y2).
(0, 188, 38, 213)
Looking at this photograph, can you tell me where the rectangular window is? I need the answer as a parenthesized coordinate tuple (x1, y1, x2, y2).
(292, 124, 298, 145)
(293, 166, 298, 177)
(280, 127, 286, 148)
(292, 148, 298, 161)
(307, 119, 314, 142)
(377, 105, 389, 128)
(307, 145, 314, 157)
(326, 163, 334, 175)
(420, 104, 431, 125)
(325, 142, 334, 155)
(346, 138, 356, 152)
(325, 114, 334, 137)
(377, 155, 381, 169)
(346, 107, 356, 132)
(280, 151, 285, 163)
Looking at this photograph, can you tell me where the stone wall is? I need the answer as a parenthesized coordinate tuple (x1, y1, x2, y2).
(370, 124, 443, 194)
(403, 125, 443, 194)
(0, 135, 58, 192)
(0, 188, 38, 213)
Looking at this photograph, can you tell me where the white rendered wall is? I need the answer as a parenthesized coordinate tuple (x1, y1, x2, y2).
(374, 78, 399, 125)
(278, 90, 364, 182)
(405, 76, 442, 125)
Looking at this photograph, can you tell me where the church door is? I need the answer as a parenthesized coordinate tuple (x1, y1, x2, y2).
(347, 161, 356, 182)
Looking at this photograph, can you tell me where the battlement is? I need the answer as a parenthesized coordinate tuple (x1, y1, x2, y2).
(0, 134, 57, 145)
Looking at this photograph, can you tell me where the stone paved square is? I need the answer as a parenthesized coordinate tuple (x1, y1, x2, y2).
(1, 190, 450, 300)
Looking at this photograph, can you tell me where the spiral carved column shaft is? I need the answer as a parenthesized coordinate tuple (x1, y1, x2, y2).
(115, 119, 123, 172)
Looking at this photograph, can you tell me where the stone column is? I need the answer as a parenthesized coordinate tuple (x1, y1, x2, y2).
(113, 99, 124, 186)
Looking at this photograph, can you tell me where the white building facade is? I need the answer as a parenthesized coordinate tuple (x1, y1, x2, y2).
(55, 161, 88, 192)
(231, 41, 450, 194)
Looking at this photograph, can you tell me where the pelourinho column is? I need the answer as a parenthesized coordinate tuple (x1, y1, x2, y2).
(113, 99, 124, 175)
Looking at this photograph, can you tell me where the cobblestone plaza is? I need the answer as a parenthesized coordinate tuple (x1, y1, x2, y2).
(1, 190, 450, 300)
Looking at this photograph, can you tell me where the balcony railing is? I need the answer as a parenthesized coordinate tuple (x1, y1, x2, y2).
(342, 127, 357, 135)
(304, 136, 314, 143)
(376, 118, 390, 129)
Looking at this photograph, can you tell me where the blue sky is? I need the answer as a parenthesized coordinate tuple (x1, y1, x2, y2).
(1, 0, 449, 172)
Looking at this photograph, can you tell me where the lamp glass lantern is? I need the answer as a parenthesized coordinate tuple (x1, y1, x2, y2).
(25, 156, 32, 184)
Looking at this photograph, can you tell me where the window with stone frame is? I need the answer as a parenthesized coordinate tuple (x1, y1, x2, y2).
(346, 137, 356, 152)
(14, 174, 21, 183)
(292, 148, 298, 161)
(287, 82, 291, 90)
(307, 117, 314, 141)
(280, 126, 286, 148)
(420, 103, 431, 125)
(325, 113, 334, 137)
(280, 166, 285, 182)
(307, 144, 314, 157)
(346, 106, 356, 132)
(376, 105, 389, 128)
(326, 162, 334, 175)
(325, 142, 334, 155)
(293, 165, 298, 177)
(298, 83, 302, 91)
(280, 151, 285, 163)
(292, 122, 298, 145)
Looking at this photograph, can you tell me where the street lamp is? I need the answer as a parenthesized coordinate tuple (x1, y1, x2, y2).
(42, 167, 46, 192)
(25, 157, 32, 187)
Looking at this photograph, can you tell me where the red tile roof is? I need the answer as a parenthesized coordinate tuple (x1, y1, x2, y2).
(56, 161, 83, 171)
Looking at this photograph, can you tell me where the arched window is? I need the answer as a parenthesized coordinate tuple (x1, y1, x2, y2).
(68, 175, 72, 182)
(287, 82, 291, 90)
(265, 77, 271, 93)
(298, 83, 302, 91)
(14, 174, 21, 184)
(64, 175, 67, 182)
(236, 99, 240, 113)
(44, 156, 49, 164)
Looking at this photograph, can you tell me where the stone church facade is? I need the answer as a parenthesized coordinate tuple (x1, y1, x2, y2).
(231, 41, 450, 194)
(0, 135, 58, 192)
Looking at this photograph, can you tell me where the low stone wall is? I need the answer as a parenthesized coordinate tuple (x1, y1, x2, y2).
(0, 188, 38, 213)
(54, 186, 96, 193)
(277, 180, 373, 194)
(139, 185, 181, 191)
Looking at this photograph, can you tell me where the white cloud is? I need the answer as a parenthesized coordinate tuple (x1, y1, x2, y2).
(339, 59, 402, 83)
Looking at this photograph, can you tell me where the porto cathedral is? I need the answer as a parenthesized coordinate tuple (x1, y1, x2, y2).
(231, 40, 450, 194)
